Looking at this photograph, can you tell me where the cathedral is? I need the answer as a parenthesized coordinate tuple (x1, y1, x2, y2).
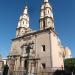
(8, 0, 65, 74)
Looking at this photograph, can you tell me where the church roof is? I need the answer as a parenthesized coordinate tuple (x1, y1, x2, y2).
(12, 27, 57, 41)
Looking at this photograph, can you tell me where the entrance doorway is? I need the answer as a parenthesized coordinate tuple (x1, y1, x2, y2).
(24, 60, 27, 70)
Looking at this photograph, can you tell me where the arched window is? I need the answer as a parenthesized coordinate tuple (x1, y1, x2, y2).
(48, 10, 49, 14)
(23, 21, 24, 24)
(24, 60, 27, 69)
(43, 20, 45, 29)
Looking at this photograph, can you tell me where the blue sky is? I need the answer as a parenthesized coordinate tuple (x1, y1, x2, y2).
(0, 0, 74, 58)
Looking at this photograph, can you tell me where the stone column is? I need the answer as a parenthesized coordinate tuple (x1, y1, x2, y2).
(28, 61, 31, 75)
(14, 59, 17, 71)
(21, 58, 24, 70)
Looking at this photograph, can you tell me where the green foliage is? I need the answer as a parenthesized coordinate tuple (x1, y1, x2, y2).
(53, 70, 71, 75)
(64, 58, 75, 72)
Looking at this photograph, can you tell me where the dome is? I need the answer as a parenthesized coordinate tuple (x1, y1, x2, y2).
(65, 47, 71, 56)
(64, 47, 71, 58)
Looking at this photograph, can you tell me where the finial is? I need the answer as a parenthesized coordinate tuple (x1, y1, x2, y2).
(23, 6, 28, 15)
(23, 0, 28, 14)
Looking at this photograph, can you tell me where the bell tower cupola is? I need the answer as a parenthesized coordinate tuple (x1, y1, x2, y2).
(16, 6, 30, 37)
(40, 0, 54, 30)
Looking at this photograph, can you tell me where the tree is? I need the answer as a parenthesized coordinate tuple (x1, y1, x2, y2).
(64, 58, 75, 74)
(53, 69, 71, 75)
(3, 64, 9, 75)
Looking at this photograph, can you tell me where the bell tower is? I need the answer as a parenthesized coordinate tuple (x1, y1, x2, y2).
(16, 6, 30, 37)
(40, 0, 54, 30)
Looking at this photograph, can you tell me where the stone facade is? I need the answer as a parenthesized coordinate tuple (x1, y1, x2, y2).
(8, 0, 65, 74)
(8, 28, 64, 73)
(0, 61, 3, 71)
(0, 56, 3, 71)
